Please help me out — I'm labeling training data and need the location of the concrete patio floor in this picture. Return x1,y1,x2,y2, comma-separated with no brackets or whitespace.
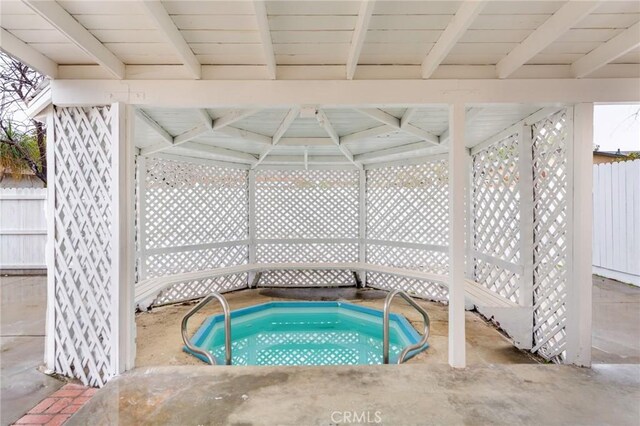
0,275,63,426
67,363,640,425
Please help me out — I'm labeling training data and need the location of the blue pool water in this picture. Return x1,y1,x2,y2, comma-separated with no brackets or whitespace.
185,301,428,366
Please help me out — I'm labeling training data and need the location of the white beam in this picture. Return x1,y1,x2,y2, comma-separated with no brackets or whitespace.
357,108,439,145
178,141,257,164
135,109,173,145
340,125,396,145
317,110,362,169
254,107,299,168
212,109,262,130
421,0,486,79
572,22,640,78
400,107,418,128
197,109,213,129
355,141,439,163
279,137,334,146
252,0,276,80
346,0,376,80
496,1,602,79
51,79,640,107
565,103,594,366
448,103,466,368
215,126,271,145
23,0,125,79
0,28,58,78
140,122,208,155
141,0,201,79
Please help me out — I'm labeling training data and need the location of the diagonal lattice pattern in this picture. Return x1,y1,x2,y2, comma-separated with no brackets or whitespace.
366,161,449,300
367,160,448,245
255,169,358,239
52,106,115,387
144,158,248,249
255,169,359,286
532,110,569,363
471,133,521,302
136,157,249,304
154,273,247,306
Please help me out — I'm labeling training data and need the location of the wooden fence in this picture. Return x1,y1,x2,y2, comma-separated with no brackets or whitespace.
593,160,640,286
0,188,47,272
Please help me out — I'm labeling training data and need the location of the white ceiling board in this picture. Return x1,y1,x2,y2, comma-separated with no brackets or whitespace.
27,42,94,64
481,1,564,15
557,28,625,43
373,1,461,15
6,29,71,44
344,132,420,155
182,30,262,44
140,108,205,136
323,109,383,135
89,29,165,43
189,133,266,155
460,29,531,44
267,1,359,15
365,30,442,44
527,53,583,65
369,15,452,30
0,1,33,14
162,1,255,15
72,14,157,30
271,31,352,44
232,109,290,136
574,13,640,29
594,2,640,14
1,13,56,30
283,117,331,138
58,1,149,15
170,15,258,31
268,16,356,31
471,14,550,30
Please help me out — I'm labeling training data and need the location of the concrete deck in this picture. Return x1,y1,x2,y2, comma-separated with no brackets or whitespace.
0,275,63,426
592,276,640,363
67,364,640,425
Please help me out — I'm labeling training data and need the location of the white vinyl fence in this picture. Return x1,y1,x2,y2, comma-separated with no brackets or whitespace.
593,160,640,286
0,188,47,271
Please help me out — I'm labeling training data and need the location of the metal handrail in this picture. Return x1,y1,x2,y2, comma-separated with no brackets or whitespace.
383,289,431,364
181,292,232,365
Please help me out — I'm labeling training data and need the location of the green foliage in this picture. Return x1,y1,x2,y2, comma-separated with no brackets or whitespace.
0,122,44,179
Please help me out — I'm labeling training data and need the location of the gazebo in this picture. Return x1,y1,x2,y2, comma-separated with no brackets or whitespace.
2,0,639,388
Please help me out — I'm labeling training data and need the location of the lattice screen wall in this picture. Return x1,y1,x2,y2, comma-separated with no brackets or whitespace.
51,105,116,387
136,157,249,305
471,133,522,303
531,110,569,362
365,160,449,301
255,169,359,286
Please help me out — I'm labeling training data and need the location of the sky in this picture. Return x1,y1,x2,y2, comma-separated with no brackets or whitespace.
594,104,640,152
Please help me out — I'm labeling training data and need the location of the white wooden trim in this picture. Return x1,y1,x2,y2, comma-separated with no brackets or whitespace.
496,1,601,79
448,103,467,368
197,109,213,129
340,125,395,145
248,170,256,285
280,137,334,146
400,107,418,128
356,141,441,163
421,0,486,79
346,0,376,80
367,239,447,253
252,0,276,79
363,153,448,170
50,79,640,107
565,103,593,367
139,240,250,257
149,152,251,170
359,169,366,284
257,238,359,245
23,0,124,79
470,249,523,275
255,164,357,171
112,103,136,373
172,124,209,146
572,22,640,79
0,29,58,78
518,124,534,311
135,109,173,145
136,156,147,280
177,142,257,164
45,107,55,369
214,125,272,145
141,0,201,79
357,108,440,144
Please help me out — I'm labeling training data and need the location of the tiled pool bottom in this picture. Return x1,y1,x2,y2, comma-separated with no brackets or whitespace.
185,302,428,365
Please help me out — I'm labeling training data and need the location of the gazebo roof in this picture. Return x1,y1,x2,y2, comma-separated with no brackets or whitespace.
2,0,638,166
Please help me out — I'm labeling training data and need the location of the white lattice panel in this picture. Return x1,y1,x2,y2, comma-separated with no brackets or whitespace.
366,161,449,298
532,110,569,363
136,156,249,303
255,169,358,286
154,273,247,305
143,158,248,249
52,105,116,387
367,161,448,245
471,133,521,302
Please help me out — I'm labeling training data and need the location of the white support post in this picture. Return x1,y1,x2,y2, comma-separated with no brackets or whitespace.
112,103,137,373
44,106,55,369
358,169,367,285
518,124,534,308
248,170,257,286
448,103,466,368
566,103,594,366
